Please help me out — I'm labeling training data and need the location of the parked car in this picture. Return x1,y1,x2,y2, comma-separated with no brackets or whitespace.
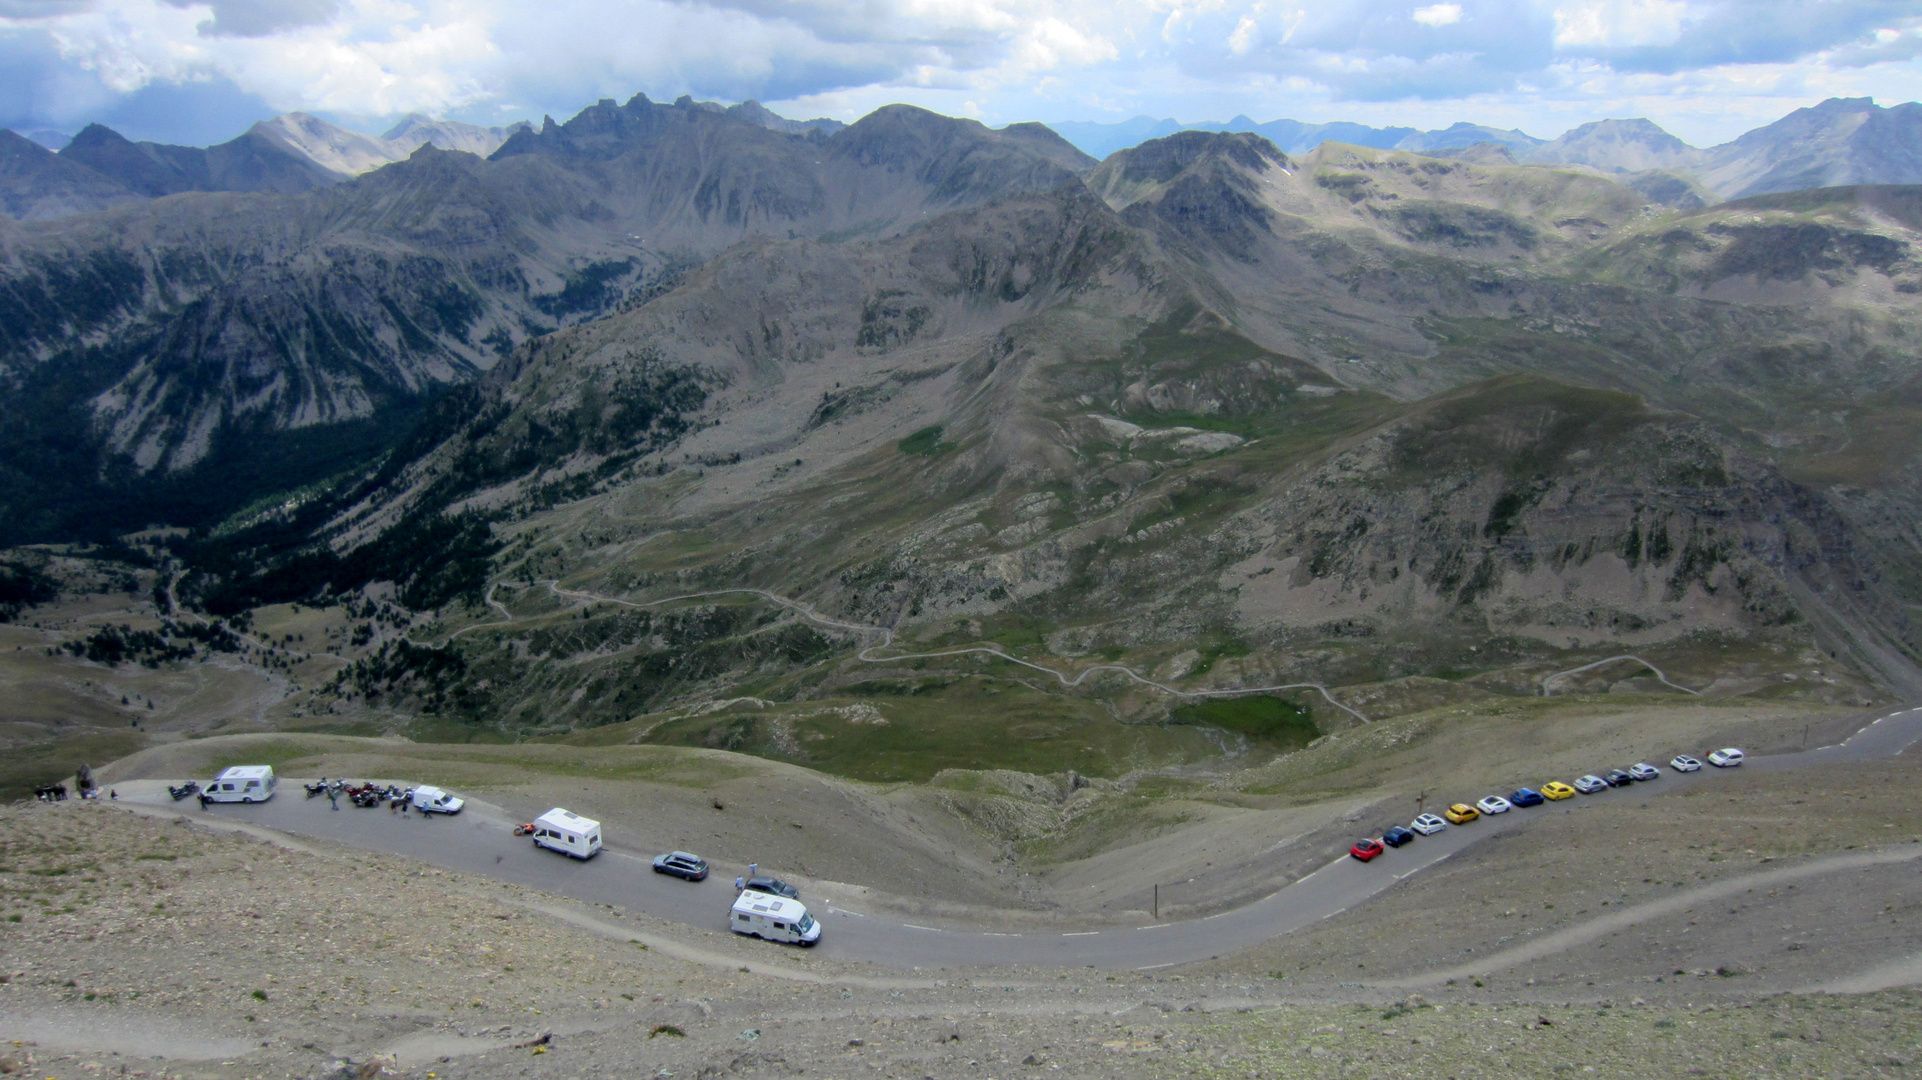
1381,826,1417,848
743,875,799,899
1603,769,1634,787
1628,762,1661,782
652,851,709,881
1573,774,1609,794
1410,813,1448,835
1350,838,1386,862
1541,781,1577,800
1476,795,1513,815
410,785,465,814
1708,748,1745,767
1671,754,1703,772
1510,787,1546,808
1443,803,1480,824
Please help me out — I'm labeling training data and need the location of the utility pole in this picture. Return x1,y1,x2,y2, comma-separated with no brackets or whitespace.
1416,790,1426,815
1153,883,1159,921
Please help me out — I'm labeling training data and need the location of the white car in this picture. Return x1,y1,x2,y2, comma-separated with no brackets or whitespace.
1410,813,1448,836
1475,795,1513,815
1708,747,1745,767
410,785,465,814
1573,774,1609,794
1670,754,1702,772
1628,762,1661,781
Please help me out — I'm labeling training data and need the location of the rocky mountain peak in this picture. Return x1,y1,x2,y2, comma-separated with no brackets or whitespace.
1525,117,1702,174
725,99,846,137
1699,96,1922,199
1101,129,1289,187
0,127,145,219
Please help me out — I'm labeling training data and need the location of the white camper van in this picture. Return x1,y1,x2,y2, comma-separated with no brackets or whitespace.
202,765,277,803
730,889,821,946
530,808,601,859
410,785,465,814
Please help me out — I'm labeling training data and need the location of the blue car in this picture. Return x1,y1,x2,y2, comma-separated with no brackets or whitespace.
1510,787,1546,808
1381,826,1417,847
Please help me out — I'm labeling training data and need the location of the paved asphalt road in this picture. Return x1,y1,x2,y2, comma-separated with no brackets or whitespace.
122,707,1922,971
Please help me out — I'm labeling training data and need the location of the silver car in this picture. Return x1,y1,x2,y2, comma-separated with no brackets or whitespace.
1670,754,1702,772
1410,813,1448,835
1573,774,1609,794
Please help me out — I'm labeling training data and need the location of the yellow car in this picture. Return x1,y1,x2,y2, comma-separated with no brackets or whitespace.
1541,781,1577,801
1443,802,1480,825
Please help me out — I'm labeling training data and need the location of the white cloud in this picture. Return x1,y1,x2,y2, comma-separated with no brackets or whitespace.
1412,3,1462,28
1553,0,1687,48
1227,12,1257,53
4,0,1922,149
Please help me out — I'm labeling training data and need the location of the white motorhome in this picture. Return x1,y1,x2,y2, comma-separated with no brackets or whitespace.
202,765,277,803
410,785,465,814
730,889,821,946
530,808,601,859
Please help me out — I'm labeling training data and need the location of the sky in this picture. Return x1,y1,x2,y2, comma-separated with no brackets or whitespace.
3,0,1922,147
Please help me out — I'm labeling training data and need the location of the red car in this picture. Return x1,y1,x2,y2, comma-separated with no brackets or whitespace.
1350,838,1385,862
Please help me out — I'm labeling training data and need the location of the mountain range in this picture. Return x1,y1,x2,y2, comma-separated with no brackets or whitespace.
3,88,1922,739
0,97,848,224
1053,97,1922,204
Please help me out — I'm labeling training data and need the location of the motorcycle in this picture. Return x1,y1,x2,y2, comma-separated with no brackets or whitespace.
304,781,330,798
167,781,200,802
512,822,536,837
350,787,382,808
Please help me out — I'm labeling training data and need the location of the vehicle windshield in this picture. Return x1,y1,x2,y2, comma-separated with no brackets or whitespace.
797,915,815,932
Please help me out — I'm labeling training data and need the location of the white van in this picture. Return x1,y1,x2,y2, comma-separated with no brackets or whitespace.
730,889,821,946
410,785,465,814
530,808,601,859
202,765,277,803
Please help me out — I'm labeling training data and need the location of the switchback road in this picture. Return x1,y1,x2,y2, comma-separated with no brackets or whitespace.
121,707,1922,971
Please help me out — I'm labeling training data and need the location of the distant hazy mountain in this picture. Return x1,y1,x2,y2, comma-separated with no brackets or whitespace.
0,129,146,220
1522,118,1703,174
723,99,846,137
24,130,70,151
257,112,530,175
1050,115,1508,160
1393,122,1545,154
1054,97,1922,206
60,122,347,197
1693,97,1922,199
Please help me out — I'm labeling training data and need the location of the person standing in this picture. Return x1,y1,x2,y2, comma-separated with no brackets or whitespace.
327,785,339,811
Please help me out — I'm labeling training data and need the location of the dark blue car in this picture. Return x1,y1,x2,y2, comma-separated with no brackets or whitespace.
1510,787,1546,808
1381,826,1417,847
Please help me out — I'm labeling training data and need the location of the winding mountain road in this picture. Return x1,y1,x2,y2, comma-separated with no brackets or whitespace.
122,705,1922,971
